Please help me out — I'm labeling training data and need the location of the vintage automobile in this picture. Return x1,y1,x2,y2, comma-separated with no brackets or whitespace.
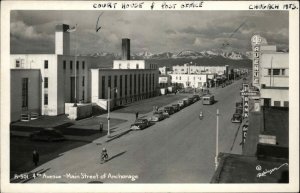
171,104,180,112
149,113,164,122
29,128,66,142
164,106,175,115
192,94,201,102
231,113,243,123
130,118,150,130
178,100,185,108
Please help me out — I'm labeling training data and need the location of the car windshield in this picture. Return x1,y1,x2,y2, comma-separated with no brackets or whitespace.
135,119,145,123
233,114,241,118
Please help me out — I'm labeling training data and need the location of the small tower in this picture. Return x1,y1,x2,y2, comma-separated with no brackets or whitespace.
55,24,70,55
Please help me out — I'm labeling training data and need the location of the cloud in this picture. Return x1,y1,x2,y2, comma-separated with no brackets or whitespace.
165,29,176,35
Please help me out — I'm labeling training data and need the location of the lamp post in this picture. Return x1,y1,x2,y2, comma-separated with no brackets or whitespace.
215,109,219,170
107,87,117,137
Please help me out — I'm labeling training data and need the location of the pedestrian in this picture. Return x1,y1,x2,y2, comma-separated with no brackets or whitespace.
32,150,39,167
136,112,139,119
99,122,103,133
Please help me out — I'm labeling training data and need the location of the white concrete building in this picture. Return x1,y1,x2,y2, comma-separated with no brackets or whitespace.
259,52,289,107
172,63,229,76
113,60,158,70
91,68,159,109
10,24,93,121
169,73,209,88
251,35,289,107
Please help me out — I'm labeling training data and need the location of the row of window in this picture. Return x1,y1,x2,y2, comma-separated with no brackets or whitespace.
101,74,155,99
174,76,202,81
267,68,287,76
63,60,85,70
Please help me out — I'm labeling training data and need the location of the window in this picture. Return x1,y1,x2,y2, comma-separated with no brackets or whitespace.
142,74,144,92
16,60,20,68
114,75,118,98
282,69,285,76
76,61,79,69
119,63,122,69
273,69,280,75
82,61,85,69
44,94,48,105
138,74,141,94
82,90,85,101
101,76,106,99
284,101,289,107
130,74,132,95
44,60,48,69
146,74,148,92
268,69,271,75
22,78,28,108
44,77,48,88
125,75,128,96
274,101,281,107
70,61,73,69
82,76,85,87
63,61,66,69
134,74,136,94
136,64,139,69
108,76,111,88
120,75,123,97
127,63,130,69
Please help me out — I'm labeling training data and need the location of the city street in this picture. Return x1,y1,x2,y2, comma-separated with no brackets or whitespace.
28,79,244,183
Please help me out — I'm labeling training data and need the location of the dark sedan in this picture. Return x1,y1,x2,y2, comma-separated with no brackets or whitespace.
130,119,151,130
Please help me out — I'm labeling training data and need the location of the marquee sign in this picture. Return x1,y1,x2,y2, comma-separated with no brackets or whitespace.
251,35,263,88
241,83,249,118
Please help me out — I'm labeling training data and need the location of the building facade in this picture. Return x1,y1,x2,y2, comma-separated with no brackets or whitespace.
169,73,209,88
91,69,159,109
172,63,228,76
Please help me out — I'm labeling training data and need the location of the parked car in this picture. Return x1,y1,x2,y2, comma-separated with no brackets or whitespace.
193,94,201,102
178,100,185,108
29,128,65,142
164,106,175,115
130,118,150,130
156,109,170,119
231,113,242,123
149,113,164,122
235,108,243,115
188,97,194,104
171,104,180,112
183,98,190,106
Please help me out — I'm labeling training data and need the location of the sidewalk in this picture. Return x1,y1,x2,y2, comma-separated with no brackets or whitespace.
92,112,154,145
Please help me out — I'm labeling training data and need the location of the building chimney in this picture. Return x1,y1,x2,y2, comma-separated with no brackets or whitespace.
122,38,130,60
55,24,70,55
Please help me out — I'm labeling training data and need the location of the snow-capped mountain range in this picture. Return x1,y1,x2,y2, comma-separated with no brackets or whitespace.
84,50,251,60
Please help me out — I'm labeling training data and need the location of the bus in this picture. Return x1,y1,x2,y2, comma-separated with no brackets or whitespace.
202,95,215,105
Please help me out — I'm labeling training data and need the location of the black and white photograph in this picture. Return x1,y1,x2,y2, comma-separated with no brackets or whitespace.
1,1,299,192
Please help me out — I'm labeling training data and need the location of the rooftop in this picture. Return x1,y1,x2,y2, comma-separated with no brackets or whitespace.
211,153,289,183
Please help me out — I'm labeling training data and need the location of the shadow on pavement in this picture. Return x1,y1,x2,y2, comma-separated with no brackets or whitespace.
88,181,103,183
106,130,132,143
108,151,126,162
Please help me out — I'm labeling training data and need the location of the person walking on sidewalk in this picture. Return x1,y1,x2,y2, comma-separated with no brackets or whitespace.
99,122,103,133
32,150,39,166
135,112,139,119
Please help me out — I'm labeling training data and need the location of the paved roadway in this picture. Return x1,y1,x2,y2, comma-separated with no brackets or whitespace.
29,79,243,183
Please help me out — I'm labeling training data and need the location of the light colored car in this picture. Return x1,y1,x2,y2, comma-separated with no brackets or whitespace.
150,113,164,122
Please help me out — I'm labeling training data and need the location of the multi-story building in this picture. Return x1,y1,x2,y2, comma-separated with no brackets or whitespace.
10,24,93,121
251,35,289,107
91,39,159,110
169,73,209,88
172,63,229,76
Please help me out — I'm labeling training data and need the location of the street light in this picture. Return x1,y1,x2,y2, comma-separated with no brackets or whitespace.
107,87,117,137
199,108,220,170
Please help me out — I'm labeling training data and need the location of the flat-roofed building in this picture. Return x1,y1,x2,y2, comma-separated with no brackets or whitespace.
91,68,159,109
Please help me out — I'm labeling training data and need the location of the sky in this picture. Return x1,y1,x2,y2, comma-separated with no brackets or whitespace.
10,10,289,55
